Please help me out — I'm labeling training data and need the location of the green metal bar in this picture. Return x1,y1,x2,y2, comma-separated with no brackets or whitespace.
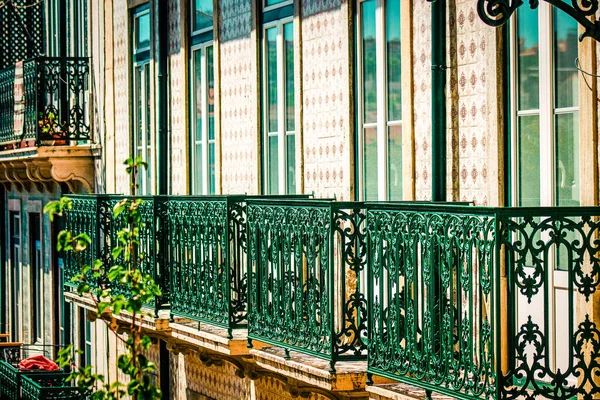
431,0,446,202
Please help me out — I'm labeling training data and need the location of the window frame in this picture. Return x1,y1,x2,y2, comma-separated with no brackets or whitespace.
261,16,296,195
508,4,580,208
132,5,153,195
263,0,294,13
8,207,22,342
190,0,214,37
355,0,402,201
190,40,216,195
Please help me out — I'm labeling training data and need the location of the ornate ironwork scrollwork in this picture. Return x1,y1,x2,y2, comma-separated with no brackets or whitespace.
477,0,600,41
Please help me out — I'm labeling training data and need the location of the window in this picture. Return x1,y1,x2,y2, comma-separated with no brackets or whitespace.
356,0,402,201
190,0,216,195
262,3,296,195
79,309,92,366
66,0,89,57
45,0,89,57
29,213,43,344
510,5,579,207
9,211,21,341
132,5,153,194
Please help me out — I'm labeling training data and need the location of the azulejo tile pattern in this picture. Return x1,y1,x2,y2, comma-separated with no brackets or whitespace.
220,2,259,194
302,1,353,200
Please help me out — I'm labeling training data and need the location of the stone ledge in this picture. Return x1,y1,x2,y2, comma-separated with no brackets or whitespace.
367,383,456,400
250,347,389,392
170,321,264,356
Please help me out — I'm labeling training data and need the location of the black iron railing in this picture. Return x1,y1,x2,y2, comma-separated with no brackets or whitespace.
0,57,90,147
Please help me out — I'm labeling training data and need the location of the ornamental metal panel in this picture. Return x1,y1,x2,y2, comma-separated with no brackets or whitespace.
0,0,44,70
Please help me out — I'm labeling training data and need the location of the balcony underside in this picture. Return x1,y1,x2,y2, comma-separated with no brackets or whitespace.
0,145,99,193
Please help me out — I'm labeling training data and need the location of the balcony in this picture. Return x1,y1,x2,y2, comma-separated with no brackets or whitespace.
0,57,98,193
64,196,600,399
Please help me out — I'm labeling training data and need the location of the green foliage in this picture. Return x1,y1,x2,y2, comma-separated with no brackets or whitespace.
45,157,162,400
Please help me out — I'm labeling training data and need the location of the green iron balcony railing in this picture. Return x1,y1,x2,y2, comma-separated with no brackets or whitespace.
246,199,368,371
65,195,168,315
366,203,600,400
0,57,90,147
167,196,248,334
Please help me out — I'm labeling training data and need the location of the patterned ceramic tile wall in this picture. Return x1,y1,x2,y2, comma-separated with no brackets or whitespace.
113,1,130,193
254,375,330,400
412,0,433,201
452,0,489,205
169,0,187,194
219,0,259,194
183,354,250,399
302,0,353,200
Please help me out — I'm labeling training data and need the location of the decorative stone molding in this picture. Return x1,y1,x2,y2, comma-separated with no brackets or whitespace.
0,145,100,193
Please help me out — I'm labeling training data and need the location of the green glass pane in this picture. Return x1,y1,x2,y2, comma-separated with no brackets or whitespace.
361,0,377,124
386,0,402,121
516,7,539,111
284,23,295,132
554,8,579,108
266,27,278,133
388,124,402,200
193,0,213,32
364,126,378,201
208,46,215,140
193,50,203,142
517,115,540,207
209,142,216,194
135,13,150,51
268,135,279,194
555,112,579,206
135,66,143,146
194,143,203,194
287,134,296,194
145,65,151,144
266,0,288,6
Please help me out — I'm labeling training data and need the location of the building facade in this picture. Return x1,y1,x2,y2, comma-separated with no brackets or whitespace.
1,0,600,399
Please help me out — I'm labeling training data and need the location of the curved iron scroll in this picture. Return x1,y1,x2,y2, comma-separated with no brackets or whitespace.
477,0,600,41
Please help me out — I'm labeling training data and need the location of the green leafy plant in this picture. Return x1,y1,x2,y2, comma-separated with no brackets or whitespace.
44,157,162,400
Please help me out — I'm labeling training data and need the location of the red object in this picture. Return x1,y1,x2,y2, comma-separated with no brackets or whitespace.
18,355,59,371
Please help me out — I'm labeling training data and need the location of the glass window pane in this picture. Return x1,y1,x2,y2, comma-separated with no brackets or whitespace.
193,0,213,32
194,50,203,142
386,0,402,121
266,27,278,133
268,135,279,194
209,142,216,194
363,126,378,201
517,115,540,206
388,124,402,200
287,134,295,194
207,46,215,141
135,13,150,51
284,23,295,132
361,0,377,124
516,7,539,111
145,65,151,145
554,8,579,109
266,0,288,7
194,143,203,194
135,66,143,147
555,112,579,206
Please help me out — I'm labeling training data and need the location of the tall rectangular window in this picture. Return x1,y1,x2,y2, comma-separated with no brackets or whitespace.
356,0,402,201
9,211,21,341
511,6,579,207
29,213,43,344
132,5,153,194
262,2,296,195
190,0,216,195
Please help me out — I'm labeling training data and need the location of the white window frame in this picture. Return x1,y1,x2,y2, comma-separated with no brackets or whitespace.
28,207,43,345
8,200,22,342
262,17,296,195
356,0,402,201
133,9,151,54
132,60,153,195
509,4,580,208
509,3,580,381
190,41,216,195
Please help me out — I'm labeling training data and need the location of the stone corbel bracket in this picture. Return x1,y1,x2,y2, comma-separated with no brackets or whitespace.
0,145,100,193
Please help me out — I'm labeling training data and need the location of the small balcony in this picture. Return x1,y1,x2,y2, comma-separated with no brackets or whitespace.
0,57,98,193
63,196,600,399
